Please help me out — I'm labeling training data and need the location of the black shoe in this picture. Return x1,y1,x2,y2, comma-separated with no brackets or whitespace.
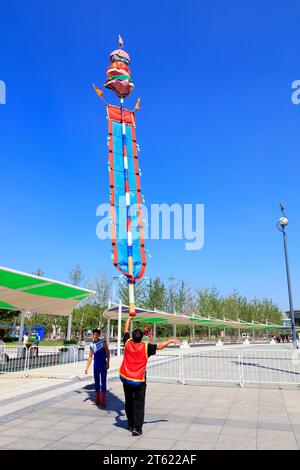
132,428,143,436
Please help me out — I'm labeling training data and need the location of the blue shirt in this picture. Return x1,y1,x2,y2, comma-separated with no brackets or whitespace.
90,339,107,369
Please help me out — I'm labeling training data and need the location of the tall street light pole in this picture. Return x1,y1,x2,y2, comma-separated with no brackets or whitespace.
168,275,176,337
277,203,297,349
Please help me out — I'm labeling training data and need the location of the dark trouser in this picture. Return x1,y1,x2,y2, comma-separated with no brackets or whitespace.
94,365,107,392
123,381,146,431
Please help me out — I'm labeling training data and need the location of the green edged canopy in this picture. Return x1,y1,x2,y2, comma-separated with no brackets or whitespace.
0,266,95,316
104,304,287,330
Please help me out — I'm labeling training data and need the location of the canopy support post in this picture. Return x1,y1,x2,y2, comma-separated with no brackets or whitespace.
106,318,110,345
117,300,122,357
67,314,72,340
17,309,26,358
153,323,157,342
192,314,195,344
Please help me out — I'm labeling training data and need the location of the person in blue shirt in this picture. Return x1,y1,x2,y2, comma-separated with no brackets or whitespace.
85,328,110,407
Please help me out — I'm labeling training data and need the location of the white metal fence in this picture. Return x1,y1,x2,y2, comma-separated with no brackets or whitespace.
147,348,300,387
25,346,79,379
239,349,300,387
0,344,124,379
147,350,183,382
0,345,28,377
1,345,300,387
181,349,243,384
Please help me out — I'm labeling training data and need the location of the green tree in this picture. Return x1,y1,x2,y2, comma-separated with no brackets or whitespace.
146,277,167,311
0,309,19,326
195,286,222,318
118,277,149,307
72,272,112,334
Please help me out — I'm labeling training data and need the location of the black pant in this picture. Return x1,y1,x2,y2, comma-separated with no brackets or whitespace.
123,381,146,430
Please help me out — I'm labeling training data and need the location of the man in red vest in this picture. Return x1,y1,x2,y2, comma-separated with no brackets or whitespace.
119,315,181,436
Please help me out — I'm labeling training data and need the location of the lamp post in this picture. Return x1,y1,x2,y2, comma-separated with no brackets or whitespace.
110,275,122,349
276,204,297,349
168,275,176,337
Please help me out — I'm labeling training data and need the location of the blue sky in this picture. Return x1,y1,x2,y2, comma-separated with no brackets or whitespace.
0,0,299,309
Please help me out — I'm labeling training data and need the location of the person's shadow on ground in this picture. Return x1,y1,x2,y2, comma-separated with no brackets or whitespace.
79,382,168,430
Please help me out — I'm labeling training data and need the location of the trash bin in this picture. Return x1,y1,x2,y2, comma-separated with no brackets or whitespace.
77,347,85,361
59,346,77,364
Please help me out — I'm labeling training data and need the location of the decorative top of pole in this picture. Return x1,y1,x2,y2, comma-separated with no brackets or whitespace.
277,202,289,230
104,35,134,98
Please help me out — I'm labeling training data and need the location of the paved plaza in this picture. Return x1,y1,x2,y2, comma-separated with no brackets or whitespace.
1,373,300,450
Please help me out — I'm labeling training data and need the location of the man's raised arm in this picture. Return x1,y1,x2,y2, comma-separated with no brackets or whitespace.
156,338,181,350
124,315,133,334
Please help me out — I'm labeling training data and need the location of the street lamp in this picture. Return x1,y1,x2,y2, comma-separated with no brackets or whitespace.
276,203,297,349
168,275,176,337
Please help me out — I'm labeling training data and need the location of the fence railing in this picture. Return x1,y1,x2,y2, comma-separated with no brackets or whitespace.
1,345,300,387
25,345,79,379
0,345,124,379
0,345,28,377
238,349,300,387
147,348,300,387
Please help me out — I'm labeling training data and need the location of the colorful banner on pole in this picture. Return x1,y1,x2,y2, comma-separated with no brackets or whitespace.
107,104,146,281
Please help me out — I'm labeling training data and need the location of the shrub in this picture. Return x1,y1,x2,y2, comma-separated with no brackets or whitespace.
3,336,19,343
63,339,78,346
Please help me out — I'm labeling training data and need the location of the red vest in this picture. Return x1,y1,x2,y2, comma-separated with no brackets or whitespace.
119,338,148,382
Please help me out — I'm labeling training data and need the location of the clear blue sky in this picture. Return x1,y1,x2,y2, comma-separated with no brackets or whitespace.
0,0,299,310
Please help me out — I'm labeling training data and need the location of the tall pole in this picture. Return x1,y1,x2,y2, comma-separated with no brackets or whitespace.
282,226,297,348
192,313,195,344
120,96,136,318
153,323,157,342
17,309,26,358
106,318,110,345
67,314,72,340
168,275,176,337
277,205,297,349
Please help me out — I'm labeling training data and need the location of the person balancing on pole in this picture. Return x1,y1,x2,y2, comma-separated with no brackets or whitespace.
119,315,181,436
85,328,110,407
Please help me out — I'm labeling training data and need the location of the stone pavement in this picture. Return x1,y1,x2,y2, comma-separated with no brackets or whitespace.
0,376,300,450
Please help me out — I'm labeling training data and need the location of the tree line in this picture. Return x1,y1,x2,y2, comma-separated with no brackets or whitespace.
0,265,284,340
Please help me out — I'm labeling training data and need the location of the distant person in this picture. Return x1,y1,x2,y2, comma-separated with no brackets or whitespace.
33,334,40,357
22,333,29,359
23,333,28,346
85,329,110,407
119,315,181,436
